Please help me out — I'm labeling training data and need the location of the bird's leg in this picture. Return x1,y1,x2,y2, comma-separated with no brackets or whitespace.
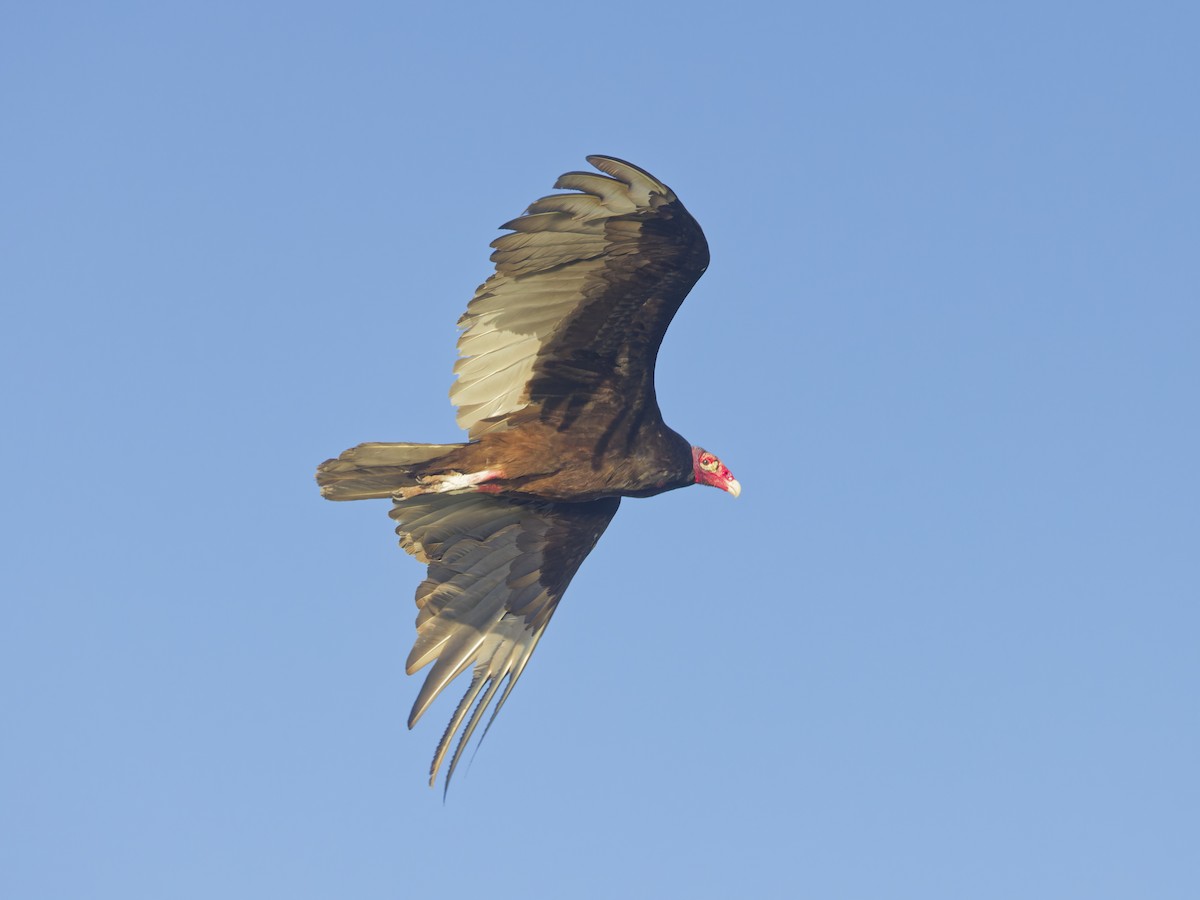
396,469,505,500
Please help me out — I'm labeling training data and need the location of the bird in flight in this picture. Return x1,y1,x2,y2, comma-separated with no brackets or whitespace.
317,155,739,790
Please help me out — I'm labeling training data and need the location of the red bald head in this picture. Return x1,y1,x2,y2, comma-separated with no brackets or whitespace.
691,447,740,497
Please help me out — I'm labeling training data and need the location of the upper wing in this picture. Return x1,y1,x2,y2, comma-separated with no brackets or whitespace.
451,155,709,438
389,491,620,790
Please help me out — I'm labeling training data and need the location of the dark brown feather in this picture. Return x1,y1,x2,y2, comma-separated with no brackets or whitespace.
390,492,620,789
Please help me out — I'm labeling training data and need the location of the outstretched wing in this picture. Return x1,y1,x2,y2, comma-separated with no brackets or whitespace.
389,491,620,790
451,155,709,438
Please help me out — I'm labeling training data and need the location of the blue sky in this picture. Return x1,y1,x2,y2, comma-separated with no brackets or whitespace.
3,2,1198,898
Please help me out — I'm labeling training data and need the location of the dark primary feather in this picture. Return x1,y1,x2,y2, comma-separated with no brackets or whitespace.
390,492,620,790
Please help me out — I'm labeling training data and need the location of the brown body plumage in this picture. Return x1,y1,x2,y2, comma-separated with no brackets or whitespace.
319,416,695,503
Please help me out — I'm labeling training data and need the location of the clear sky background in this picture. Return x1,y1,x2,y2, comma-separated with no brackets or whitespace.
3,3,1198,898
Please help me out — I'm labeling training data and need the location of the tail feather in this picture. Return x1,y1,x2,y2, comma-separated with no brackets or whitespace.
316,442,464,501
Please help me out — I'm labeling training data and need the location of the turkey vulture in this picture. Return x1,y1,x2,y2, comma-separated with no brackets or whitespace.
317,155,739,790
